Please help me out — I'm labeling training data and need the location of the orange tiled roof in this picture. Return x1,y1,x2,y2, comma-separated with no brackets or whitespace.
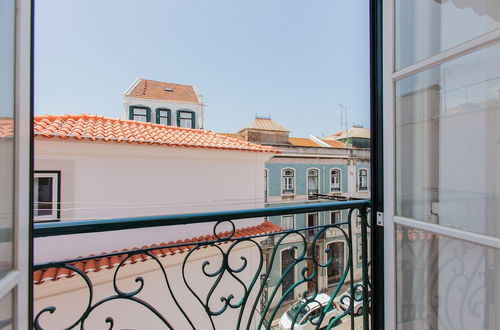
321,139,346,148
323,131,343,140
0,118,14,138
288,137,320,147
218,133,243,140
33,221,283,285
126,78,200,103
242,118,288,132
34,114,277,153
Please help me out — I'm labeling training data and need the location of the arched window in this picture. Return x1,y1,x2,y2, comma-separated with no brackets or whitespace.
129,106,151,122
358,169,368,191
330,169,341,192
307,169,319,195
282,168,295,194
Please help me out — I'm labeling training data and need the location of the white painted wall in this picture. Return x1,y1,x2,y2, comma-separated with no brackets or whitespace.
34,139,273,262
122,96,204,129
34,240,265,329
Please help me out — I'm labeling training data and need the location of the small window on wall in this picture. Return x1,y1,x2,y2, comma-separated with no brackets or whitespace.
156,108,171,125
281,215,294,230
330,211,341,224
34,172,60,222
358,169,368,191
129,106,151,122
307,169,319,195
282,169,295,194
330,169,341,192
177,110,196,128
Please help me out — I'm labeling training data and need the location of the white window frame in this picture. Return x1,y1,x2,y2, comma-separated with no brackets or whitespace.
330,168,342,192
306,168,320,195
382,2,500,327
0,0,31,327
281,168,295,195
33,172,60,222
281,215,295,230
330,210,341,225
357,168,368,191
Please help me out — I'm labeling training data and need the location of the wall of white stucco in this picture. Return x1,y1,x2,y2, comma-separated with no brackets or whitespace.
34,139,273,262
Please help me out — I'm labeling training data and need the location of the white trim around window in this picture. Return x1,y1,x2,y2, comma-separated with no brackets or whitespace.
281,168,295,195
33,172,60,222
306,167,320,196
281,215,295,230
329,168,342,192
357,168,369,192
330,210,341,225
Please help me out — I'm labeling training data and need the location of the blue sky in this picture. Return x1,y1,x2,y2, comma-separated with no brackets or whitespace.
35,0,370,137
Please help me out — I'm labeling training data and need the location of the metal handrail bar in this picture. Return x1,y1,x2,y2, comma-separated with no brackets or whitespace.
33,200,370,238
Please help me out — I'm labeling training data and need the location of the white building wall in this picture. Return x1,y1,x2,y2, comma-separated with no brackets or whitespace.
34,240,264,329
34,139,273,263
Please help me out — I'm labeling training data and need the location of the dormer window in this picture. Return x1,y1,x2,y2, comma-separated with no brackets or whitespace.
156,108,171,125
177,110,196,129
129,106,151,122
164,87,173,92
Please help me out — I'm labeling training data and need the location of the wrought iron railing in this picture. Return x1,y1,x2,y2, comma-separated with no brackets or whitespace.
33,200,371,330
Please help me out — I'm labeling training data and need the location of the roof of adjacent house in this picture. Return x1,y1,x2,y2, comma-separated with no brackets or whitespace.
125,78,200,103
326,127,370,140
0,118,13,138
34,114,277,153
241,118,289,132
33,221,283,285
321,139,346,148
288,137,321,147
323,131,343,140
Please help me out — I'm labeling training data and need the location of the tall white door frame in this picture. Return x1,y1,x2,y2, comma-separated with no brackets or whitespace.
382,0,500,328
0,0,32,328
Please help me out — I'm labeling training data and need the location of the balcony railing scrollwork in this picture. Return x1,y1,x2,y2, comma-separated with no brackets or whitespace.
33,200,371,330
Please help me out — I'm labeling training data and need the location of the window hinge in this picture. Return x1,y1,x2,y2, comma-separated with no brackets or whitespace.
376,212,384,226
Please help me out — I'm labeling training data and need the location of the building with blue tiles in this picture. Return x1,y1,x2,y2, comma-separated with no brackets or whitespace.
229,117,371,305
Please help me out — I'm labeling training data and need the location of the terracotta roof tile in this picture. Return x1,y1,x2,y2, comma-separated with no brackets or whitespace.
126,79,200,103
34,221,283,285
34,114,277,154
321,139,346,148
242,118,288,132
288,137,320,147
0,118,14,138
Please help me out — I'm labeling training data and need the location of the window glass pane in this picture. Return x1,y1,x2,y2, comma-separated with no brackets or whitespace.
396,0,500,69
179,111,194,128
396,225,500,329
395,42,500,237
0,291,13,330
0,0,15,280
134,108,147,115
35,177,53,216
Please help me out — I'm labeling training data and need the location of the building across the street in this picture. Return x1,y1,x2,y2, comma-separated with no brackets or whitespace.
223,117,371,306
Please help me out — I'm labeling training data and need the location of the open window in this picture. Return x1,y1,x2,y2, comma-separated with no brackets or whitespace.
330,169,341,192
34,172,60,222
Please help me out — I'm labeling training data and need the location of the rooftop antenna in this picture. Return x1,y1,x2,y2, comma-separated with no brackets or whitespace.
339,103,350,138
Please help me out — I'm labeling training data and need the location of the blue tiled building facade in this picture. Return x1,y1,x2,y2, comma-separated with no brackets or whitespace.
231,118,371,305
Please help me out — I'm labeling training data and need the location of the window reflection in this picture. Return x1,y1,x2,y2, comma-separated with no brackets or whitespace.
396,43,500,238
396,0,500,69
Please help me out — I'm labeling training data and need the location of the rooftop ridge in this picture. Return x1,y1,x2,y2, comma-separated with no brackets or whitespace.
34,114,278,153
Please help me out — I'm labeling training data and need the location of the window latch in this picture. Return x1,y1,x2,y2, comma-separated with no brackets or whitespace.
376,212,384,226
